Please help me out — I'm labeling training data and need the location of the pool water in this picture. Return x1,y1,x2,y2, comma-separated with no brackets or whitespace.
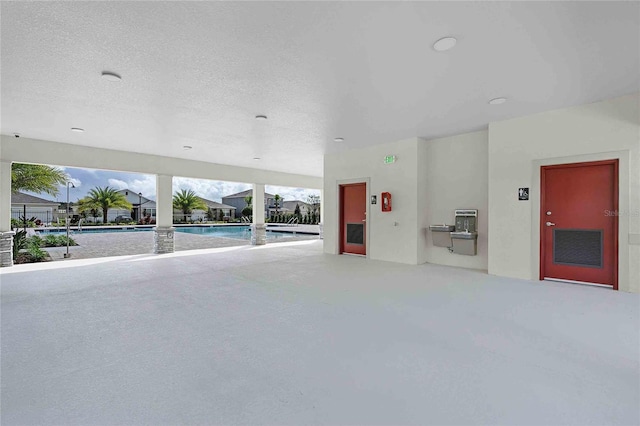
174,226,292,240
37,226,292,240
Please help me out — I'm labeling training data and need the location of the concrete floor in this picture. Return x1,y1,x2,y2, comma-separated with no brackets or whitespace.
1,240,638,425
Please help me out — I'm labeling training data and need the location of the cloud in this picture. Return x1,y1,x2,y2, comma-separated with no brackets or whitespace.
173,177,251,202
107,178,128,189
266,185,320,202
52,165,321,204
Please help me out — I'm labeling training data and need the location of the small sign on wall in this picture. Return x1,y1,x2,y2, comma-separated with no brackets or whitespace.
518,188,529,201
371,195,377,205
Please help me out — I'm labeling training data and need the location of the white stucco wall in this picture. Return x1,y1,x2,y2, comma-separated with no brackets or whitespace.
417,130,489,269
324,138,420,264
488,93,640,293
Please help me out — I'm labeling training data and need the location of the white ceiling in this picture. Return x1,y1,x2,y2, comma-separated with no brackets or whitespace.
1,1,638,177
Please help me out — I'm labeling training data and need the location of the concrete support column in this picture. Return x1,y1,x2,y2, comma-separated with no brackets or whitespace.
1,161,12,231
0,161,14,267
319,188,324,239
154,174,175,254
251,183,266,245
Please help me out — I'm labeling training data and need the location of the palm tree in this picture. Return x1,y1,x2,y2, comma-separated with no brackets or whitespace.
173,189,207,222
77,186,132,223
11,163,68,196
242,195,253,217
274,194,281,215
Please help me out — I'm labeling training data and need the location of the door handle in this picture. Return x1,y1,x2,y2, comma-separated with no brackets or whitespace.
545,222,555,227
362,219,366,222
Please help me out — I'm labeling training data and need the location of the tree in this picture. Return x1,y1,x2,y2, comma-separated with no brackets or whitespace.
274,194,281,214
206,208,216,222
11,163,68,196
242,195,253,218
294,203,301,222
172,189,207,222
77,186,132,223
90,208,100,223
307,194,321,218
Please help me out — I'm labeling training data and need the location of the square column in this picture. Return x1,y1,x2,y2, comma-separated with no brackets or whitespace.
251,183,266,245
154,174,175,254
319,188,324,239
0,161,14,267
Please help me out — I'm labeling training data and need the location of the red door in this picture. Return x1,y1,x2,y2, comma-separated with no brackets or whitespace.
340,183,366,255
541,160,618,288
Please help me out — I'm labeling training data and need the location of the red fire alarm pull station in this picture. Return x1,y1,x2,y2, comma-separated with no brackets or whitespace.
381,192,392,212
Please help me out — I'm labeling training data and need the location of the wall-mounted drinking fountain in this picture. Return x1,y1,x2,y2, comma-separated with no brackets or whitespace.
451,209,478,255
429,209,478,256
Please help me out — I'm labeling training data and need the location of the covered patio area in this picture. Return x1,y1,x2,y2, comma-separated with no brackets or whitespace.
2,240,638,425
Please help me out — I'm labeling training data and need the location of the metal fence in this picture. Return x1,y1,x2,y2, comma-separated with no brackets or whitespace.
11,209,58,226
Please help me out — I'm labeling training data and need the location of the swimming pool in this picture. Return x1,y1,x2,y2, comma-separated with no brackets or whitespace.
37,225,294,240
175,226,294,240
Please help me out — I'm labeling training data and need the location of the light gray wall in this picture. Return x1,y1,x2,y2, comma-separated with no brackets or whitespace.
418,130,489,269
488,93,639,292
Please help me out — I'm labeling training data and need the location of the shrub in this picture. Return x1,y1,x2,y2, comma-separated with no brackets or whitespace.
28,235,44,248
43,234,59,247
40,234,77,247
56,235,76,247
12,230,27,260
27,244,47,262
11,216,38,229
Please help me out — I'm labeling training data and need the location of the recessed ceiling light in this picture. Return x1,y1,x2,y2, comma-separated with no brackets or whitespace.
71,127,84,132
488,97,507,105
433,37,457,52
255,115,267,120
183,145,192,150
253,157,261,160
101,71,122,82
333,137,344,142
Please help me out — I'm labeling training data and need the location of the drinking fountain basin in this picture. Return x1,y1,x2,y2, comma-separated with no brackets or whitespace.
450,231,478,255
429,225,455,247
429,225,455,232
450,231,477,240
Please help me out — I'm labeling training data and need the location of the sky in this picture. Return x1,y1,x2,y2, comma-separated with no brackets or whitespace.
25,165,320,204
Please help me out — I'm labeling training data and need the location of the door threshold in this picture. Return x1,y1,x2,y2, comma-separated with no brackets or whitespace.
544,278,612,289
341,253,366,257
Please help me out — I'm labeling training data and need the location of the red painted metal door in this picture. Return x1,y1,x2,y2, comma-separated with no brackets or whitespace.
541,160,618,288
340,183,366,255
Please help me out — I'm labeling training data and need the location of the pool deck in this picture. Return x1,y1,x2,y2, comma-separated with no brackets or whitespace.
42,226,319,261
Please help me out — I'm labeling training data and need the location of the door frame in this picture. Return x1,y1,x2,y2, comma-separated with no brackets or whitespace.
539,159,619,290
337,178,370,257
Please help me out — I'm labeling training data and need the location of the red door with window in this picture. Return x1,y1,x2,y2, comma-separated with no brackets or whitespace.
340,183,366,255
541,160,618,288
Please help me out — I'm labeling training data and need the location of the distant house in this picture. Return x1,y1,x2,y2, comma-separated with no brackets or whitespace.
87,189,157,223
282,200,311,216
221,189,275,219
187,197,236,222
11,192,60,225
105,189,157,222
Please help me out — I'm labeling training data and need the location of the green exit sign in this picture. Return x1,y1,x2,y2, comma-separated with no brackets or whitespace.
384,155,396,164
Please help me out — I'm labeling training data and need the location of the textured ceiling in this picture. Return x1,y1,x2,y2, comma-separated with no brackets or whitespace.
1,1,638,177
